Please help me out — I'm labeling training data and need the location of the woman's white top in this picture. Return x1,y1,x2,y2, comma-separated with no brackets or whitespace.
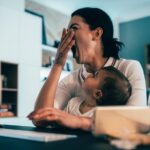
55,57,146,109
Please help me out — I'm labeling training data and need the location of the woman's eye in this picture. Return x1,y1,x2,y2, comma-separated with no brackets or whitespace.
71,26,78,31
94,72,97,77
94,72,98,78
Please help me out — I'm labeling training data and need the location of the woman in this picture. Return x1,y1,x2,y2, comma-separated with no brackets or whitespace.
28,7,146,130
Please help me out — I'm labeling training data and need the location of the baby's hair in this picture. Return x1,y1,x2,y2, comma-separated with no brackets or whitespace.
97,66,132,105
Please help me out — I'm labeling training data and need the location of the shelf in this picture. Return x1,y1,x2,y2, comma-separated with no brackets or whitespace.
1,88,18,92
42,44,73,59
41,45,73,87
0,61,18,116
41,44,73,73
40,67,70,82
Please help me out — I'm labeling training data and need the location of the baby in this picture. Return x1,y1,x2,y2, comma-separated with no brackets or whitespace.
65,66,132,117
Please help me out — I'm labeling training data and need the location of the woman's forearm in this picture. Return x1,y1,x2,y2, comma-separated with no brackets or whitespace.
35,64,63,110
79,117,92,131
33,29,75,111
29,107,93,130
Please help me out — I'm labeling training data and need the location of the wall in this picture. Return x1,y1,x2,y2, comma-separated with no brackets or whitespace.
0,0,25,12
26,0,70,46
119,16,150,74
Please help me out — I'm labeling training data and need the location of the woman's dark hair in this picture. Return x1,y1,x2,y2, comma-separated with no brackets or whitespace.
71,7,124,59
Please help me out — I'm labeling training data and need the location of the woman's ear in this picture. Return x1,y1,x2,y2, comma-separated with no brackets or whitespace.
92,27,103,41
93,89,103,99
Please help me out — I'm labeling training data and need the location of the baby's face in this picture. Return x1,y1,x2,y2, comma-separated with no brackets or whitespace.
83,69,106,89
83,73,99,90
81,70,102,99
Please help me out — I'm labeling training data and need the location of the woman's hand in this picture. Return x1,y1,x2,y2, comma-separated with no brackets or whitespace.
54,28,75,67
28,107,92,131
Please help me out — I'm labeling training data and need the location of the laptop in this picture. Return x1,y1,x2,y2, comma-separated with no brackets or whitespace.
92,106,150,138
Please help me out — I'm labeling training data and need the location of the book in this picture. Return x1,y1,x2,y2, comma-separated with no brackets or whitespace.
0,110,14,117
0,104,14,117
0,75,2,104
0,108,8,112
0,104,12,109
92,106,150,138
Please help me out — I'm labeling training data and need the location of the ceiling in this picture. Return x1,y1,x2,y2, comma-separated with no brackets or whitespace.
30,0,150,19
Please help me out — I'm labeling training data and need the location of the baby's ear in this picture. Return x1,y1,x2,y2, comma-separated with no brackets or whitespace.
93,89,103,99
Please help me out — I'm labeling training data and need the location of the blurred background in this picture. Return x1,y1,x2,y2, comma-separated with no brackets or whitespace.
0,0,150,125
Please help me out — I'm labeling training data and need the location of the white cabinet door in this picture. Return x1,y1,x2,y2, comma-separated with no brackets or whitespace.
18,64,41,117
0,7,19,62
18,13,42,117
19,13,42,67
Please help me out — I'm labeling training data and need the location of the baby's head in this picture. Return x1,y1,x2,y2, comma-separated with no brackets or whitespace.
82,66,132,106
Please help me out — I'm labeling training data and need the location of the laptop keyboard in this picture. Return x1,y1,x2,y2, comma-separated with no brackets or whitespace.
0,128,77,142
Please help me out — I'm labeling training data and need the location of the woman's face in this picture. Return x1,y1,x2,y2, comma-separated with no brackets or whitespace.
68,16,97,64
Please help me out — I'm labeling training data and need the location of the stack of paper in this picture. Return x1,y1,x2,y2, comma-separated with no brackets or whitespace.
92,106,150,138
